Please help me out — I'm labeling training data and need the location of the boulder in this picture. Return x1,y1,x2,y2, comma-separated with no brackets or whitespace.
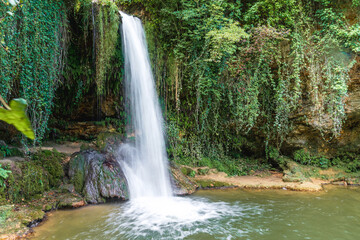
68,150,129,204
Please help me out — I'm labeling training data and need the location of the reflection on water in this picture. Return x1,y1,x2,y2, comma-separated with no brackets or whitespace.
32,186,360,240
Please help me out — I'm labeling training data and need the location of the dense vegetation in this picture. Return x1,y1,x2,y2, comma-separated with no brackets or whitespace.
127,0,359,172
1,0,360,176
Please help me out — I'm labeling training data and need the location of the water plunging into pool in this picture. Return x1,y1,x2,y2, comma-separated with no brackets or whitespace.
117,11,172,198
112,11,236,239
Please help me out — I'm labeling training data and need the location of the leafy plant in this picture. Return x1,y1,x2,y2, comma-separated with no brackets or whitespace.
0,97,35,139
0,164,11,188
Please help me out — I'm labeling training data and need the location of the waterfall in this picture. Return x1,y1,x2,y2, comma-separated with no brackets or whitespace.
117,11,172,198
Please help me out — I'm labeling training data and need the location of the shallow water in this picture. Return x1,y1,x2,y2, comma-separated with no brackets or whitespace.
32,186,360,240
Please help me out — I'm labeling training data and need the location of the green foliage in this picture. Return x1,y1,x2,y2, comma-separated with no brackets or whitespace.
293,149,330,169
0,145,11,159
142,0,358,166
56,0,124,120
0,0,67,143
0,164,11,189
95,0,121,95
332,152,360,173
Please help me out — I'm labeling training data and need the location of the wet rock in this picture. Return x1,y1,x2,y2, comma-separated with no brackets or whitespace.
96,132,123,153
57,193,86,208
68,150,129,204
170,162,198,195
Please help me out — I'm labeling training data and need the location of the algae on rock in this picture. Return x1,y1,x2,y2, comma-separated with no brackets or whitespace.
69,150,129,204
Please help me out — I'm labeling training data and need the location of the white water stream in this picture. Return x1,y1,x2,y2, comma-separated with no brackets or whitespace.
117,11,172,198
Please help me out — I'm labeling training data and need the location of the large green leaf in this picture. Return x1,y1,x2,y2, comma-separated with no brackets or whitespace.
0,99,35,140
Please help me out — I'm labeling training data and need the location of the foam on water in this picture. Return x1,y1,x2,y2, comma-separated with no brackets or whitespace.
104,196,255,239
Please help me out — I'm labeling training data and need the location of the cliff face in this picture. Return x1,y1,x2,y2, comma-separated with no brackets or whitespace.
284,57,360,157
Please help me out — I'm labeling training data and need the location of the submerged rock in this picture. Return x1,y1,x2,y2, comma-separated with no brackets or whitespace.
68,150,129,204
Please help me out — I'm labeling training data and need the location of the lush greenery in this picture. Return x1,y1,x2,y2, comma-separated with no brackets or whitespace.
1,0,360,176
115,0,360,172
0,0,67,143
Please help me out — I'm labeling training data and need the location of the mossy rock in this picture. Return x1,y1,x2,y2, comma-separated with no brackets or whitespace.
96,132,124,152
57,193,85,209
196,179,231,189
180,166,196,177
170,162,198,195
68,150,129,203
197,168,210,175
0,204,45,236
32,150,65,188
3,150,66,203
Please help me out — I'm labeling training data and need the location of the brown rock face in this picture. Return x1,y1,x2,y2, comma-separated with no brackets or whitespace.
283,57,360,157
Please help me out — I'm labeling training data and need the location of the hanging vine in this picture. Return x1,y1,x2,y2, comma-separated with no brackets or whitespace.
0,0,67,143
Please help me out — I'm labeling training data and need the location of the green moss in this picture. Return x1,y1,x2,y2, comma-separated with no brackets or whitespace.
2,150,65,203
197,168,210,175
32,150,65,188
180,167,196,177
73,171,85,194
196,180,231,189
96,132,123,152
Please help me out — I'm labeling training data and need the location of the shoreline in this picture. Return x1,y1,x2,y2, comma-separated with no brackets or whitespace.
0,177,355,240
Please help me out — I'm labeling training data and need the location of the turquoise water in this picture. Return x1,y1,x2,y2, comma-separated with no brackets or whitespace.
32,186,360,240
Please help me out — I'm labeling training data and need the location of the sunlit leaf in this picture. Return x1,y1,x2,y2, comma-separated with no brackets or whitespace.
0,98,35,140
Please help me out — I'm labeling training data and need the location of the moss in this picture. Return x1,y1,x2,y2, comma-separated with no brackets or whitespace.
69,154,86,194
21,162,50,200
196,179,231,189
73,171,85,194
32,150,65,188
3,150,65,203
180,167,196,177
197,168,210,175
0,204,45,235
96,132,123,152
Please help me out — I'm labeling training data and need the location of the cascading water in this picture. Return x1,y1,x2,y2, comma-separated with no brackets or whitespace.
117,11,172,198
114,11,235,239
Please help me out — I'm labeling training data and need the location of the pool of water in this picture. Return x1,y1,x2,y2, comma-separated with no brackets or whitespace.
32,186,360,240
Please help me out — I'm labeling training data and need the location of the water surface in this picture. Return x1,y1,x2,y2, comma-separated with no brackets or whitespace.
32,186,360,240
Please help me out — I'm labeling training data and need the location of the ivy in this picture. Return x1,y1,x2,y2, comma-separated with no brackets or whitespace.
0,0,67,143
139,0,358,163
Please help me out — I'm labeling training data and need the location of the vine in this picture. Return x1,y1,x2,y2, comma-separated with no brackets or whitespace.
0,0,67,143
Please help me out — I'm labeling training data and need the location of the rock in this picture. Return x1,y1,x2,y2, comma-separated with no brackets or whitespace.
59,184,76,194
57,193,86,208
170,162,198,195
195,179,232,189
68,150,129,204
282,57,360,157
282,160,308,183
96,132,123,153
